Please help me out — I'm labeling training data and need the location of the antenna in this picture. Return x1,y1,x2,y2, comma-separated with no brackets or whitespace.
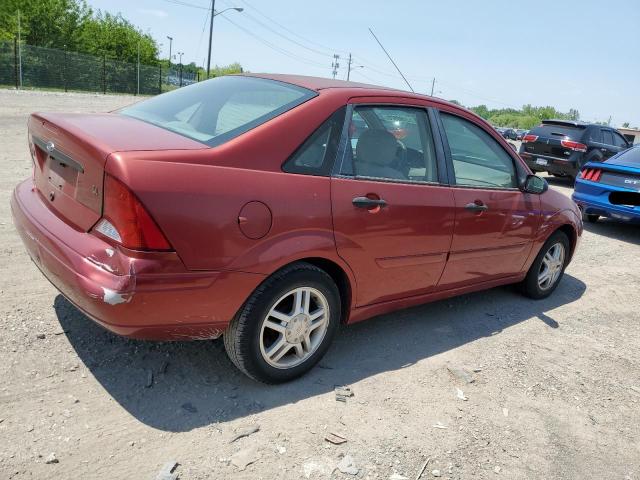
368,28,414,92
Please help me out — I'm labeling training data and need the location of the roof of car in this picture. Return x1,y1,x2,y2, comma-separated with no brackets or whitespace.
239,73,463,110
542,119,594,128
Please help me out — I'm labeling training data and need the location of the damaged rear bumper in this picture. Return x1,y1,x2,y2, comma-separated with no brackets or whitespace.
11,179,265,340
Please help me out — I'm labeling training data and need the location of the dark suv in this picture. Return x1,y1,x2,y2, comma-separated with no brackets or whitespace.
519,120,632,180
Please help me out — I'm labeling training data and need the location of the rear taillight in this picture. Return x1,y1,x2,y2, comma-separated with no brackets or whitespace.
580,168,602,182
561,139,588,152
92,174,172,251
522,134,538,143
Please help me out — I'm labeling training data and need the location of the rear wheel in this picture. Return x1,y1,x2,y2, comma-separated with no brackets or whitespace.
521,231,570,299
224,262,340,383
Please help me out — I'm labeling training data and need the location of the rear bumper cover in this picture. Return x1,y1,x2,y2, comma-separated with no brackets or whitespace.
520,153,579,177
11,179,265,340
572,181,640,223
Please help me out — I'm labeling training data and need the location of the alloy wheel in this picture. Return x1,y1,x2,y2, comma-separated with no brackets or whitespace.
538,242,565,290
259,287,330,369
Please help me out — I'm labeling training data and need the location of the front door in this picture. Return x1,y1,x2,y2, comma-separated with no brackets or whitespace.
435,111,541,289
331,104,455,306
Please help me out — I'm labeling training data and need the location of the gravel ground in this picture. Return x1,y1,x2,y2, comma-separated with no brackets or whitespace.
0,89,639,480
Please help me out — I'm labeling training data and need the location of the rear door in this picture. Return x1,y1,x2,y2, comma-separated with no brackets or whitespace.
331,101,455,306
599,129,617,160
612,130,631,155
435,110,541,289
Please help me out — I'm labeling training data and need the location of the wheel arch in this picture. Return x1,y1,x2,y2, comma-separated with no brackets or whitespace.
270,256,354,324
555,223,578,261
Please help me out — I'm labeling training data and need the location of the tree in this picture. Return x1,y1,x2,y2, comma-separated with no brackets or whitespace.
622,122,630,128
78,10,158,64
0,0,91,48
471,104,490,119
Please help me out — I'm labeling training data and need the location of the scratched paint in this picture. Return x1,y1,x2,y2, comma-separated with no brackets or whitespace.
102,287,131,305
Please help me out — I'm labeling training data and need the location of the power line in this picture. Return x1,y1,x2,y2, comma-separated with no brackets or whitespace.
368,28,413,92
235,0,349,56
219,0,333,59
216,13,328,69
160,0,523,107
160,0,210,10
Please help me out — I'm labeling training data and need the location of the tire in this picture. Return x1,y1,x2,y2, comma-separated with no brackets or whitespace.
224,262,341,383
521,231,570,299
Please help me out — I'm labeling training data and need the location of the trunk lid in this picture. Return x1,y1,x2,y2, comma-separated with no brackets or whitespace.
523,123,587,158
28,112,207,231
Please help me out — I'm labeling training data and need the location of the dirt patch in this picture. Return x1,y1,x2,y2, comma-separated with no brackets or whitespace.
0,89,638,479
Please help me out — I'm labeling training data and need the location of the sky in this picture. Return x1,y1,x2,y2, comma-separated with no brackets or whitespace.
88,0,640,127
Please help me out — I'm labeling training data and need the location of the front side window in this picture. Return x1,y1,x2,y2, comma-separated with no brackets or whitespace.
120,76,316,147
440,112,517,189
341,106,438,183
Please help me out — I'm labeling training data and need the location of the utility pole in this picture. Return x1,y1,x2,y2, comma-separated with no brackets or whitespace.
166,36,173,67
136,42,140,95
331,54,340,79
17,9,22,88
206,0,216,78
430,77,435,96
178,52,184,87
346,53,352,81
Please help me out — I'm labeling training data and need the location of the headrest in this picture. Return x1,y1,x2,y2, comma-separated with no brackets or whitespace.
356,129,398,166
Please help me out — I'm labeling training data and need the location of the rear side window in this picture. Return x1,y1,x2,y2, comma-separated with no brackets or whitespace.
120,76,316,147
282,107,346,176
602,129,614,145
612,131,628,147
441,113,516,189
341,105,438,183
529,123,586,140
587,127,602,142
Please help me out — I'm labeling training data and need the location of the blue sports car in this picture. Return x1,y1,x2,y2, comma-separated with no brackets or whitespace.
572,145,640,223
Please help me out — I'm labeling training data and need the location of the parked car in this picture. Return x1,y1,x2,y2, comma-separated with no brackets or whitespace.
519,120,632,180
572,145,640,223
11,74,582,383
502,128,518,140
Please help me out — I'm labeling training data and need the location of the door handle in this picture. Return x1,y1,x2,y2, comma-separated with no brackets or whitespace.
352,196,388,209
465,202,488,212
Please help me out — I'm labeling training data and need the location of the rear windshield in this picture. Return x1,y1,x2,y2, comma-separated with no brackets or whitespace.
120,76,316,147
607,145,640,166
529,123,586,140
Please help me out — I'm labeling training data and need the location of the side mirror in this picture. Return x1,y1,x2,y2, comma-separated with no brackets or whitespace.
522,174,548,194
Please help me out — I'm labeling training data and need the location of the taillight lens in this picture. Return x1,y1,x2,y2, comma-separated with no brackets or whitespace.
561,139,588,152
522,134,538,143
92,174,172,251
580,168,602,182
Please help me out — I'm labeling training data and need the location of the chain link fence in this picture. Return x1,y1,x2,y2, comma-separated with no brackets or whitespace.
0,40,198,95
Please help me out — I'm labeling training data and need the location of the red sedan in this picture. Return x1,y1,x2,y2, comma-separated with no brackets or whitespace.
11,74,582,383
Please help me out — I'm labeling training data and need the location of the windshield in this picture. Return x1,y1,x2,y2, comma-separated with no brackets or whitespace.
120,76,316,147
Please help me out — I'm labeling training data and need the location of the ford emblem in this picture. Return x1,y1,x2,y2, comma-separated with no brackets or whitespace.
46,141,55,153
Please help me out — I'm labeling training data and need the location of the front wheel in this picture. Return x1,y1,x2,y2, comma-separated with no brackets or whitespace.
521,231,570,299
224,262,340,383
